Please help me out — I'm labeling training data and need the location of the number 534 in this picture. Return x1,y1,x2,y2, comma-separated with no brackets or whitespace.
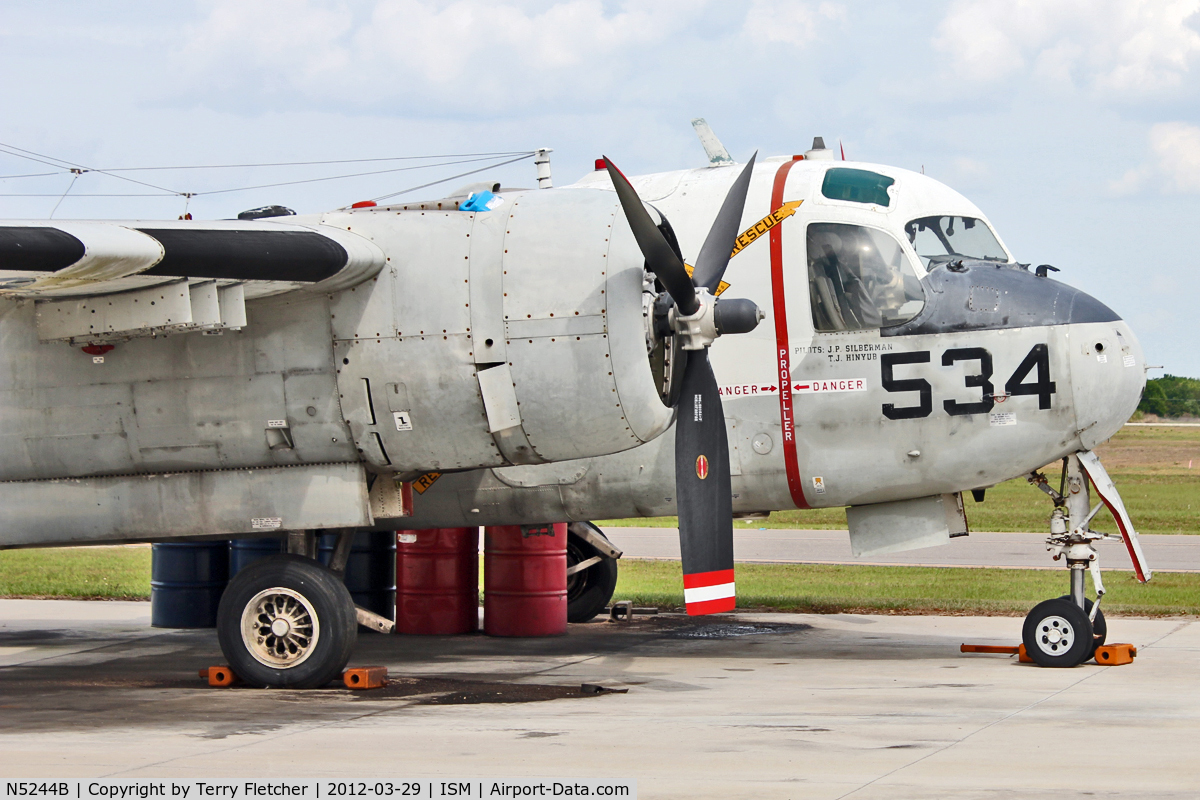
881,345,1055,420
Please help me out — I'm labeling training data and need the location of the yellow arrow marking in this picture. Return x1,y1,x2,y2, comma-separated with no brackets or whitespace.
683,263,731,296
412,472,442,494
683,200,803,296
730,200,803,258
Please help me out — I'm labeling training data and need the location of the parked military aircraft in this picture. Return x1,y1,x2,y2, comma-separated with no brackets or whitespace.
0,123,1150,686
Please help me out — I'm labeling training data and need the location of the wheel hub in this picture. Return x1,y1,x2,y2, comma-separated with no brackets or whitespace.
241,587,321,669
1034,615,1076,656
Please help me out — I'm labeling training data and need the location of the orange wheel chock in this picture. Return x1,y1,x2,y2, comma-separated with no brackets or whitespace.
343,666,388,689
959,644,1034,662
1094,643,1137,666
960,644,1020,655
199,666,238,687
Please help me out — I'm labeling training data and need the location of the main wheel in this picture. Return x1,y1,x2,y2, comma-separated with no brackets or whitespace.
1022,598,1094,668
1056,595,1106,657
217,554,357,688
566,536,619,623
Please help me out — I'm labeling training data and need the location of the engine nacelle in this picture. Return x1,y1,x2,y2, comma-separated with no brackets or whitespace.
329,187,673,474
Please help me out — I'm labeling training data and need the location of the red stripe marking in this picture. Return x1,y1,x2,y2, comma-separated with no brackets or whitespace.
686,597,736,616
603,157,630,182
683,568,735,589
769,158,810,509
1095,491,1147,583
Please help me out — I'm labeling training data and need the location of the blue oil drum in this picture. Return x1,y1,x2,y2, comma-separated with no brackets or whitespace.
318,530,396,620
150,542,230,628
228,536,285,576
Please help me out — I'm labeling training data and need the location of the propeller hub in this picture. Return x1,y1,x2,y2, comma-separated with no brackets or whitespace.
668,289,763,350
669,288,720,351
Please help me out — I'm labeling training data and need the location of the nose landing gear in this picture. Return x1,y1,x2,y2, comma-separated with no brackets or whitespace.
1023,452,1149,668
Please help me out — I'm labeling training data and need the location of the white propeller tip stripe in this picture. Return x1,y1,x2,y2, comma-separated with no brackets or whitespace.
683,582,735,604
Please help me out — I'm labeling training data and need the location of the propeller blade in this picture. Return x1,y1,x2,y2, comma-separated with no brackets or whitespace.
603,156,699,315
673,348,735,615
690,152,757,294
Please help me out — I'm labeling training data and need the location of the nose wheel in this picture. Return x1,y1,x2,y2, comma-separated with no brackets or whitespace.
1022,598,1093,667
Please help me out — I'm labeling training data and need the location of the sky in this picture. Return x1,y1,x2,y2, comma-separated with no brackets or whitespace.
1,0,1198,376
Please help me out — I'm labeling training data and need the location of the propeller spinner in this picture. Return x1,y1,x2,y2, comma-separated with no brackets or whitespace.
603,154,762,615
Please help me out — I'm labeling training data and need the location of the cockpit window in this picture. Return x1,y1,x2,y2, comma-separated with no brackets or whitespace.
821,168,894,207
807,223,925,332
904,216,1008,267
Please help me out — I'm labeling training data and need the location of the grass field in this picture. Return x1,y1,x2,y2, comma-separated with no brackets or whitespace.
2,545,1198,617
0,546,151,600
600,424,1200,534
612,560,1200,617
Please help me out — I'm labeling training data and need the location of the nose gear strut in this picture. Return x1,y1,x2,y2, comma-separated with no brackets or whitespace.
1022,452,1151,667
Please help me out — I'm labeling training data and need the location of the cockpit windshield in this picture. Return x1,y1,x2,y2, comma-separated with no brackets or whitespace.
904,216,1009,267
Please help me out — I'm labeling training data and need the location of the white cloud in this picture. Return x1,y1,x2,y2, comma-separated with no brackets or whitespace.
950,156,990,182
933,0,1200,93
1149,121,1200,192
747,0,844,47
1107,166,1147,195
1108,121,1200,194
174,1,723,115
169,0,844,117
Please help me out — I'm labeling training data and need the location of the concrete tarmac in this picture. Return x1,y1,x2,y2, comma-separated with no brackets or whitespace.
0,599,1197,798
604,527,1200,572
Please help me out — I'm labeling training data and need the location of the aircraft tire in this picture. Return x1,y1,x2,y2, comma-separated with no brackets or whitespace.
217,553,357,688
1022,598,1094,668
566,536,619,624
1056,595,1106,657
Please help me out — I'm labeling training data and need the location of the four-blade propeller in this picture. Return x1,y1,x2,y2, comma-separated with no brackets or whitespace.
603,154,760,615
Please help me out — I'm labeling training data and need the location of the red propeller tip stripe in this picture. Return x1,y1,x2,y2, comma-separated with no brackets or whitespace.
683,569,735,616
686,596,736,615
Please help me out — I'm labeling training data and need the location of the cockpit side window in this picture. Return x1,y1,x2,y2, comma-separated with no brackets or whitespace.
806,223,926,332
904,215,1009,267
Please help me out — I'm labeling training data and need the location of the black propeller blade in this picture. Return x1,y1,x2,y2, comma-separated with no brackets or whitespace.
603,157,699,316
691,151,757,294
674,348,735,614
605,155,760,615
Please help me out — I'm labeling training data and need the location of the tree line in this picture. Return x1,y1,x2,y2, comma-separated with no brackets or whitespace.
1139,375,1200,418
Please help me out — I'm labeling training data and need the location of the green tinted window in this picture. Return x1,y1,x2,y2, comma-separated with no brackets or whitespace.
821,168,894,207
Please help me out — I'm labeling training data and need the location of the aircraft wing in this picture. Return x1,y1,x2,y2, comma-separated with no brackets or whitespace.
0,217,385,343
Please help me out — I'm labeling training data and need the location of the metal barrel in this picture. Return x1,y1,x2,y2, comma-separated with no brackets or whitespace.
318,530,396,620
150,542,230,628
483,523,567,637
228,536,285,576
395,527,479,635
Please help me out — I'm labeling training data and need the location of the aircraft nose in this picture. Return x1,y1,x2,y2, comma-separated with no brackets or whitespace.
1070,317,1145,450
881,261,1145,449
884,260,1123,337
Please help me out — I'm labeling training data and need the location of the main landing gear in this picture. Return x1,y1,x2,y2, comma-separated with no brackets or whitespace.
566,522,622,623
217,530,367,688
1022,452,1149,668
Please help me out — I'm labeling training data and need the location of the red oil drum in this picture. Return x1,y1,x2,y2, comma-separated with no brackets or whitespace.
483,523,568,637
395,527,479,635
